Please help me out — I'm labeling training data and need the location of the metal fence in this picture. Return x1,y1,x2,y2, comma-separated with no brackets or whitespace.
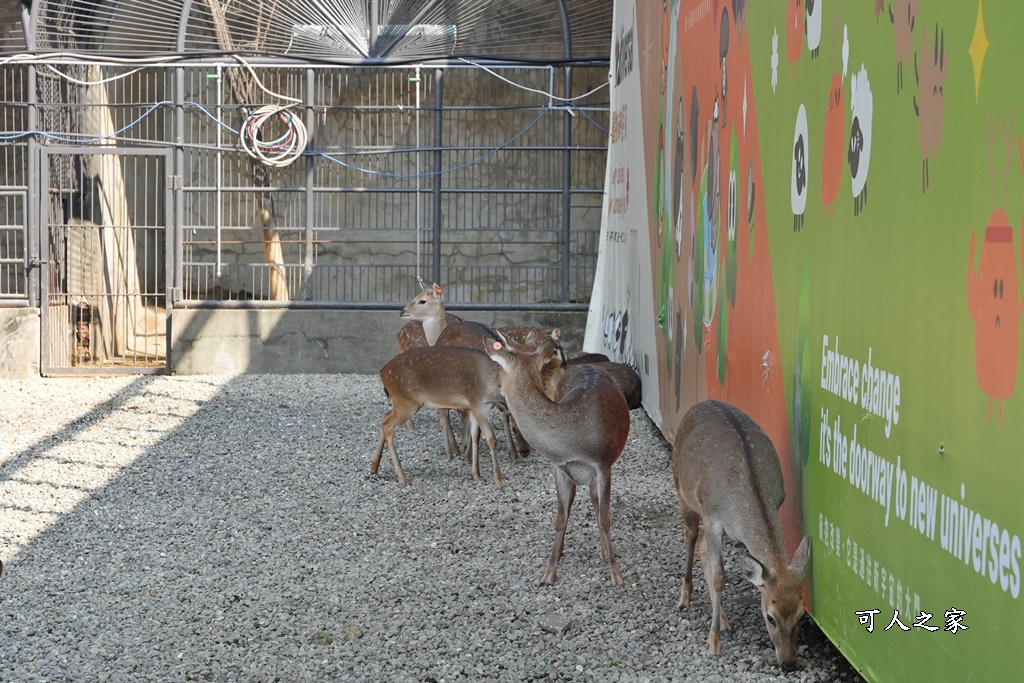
0,60,609,311
0,58,608,373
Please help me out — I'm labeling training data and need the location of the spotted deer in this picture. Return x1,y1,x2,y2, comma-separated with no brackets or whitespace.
672,400,810,670
396,282,560,459
486,330,630,586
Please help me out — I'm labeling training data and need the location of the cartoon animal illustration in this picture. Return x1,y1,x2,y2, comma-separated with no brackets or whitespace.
805,0,822,59
914,24,947,193
787,0,805,76
889,0,920,95
673,95,688,260
792,104,809,231
692,115,721,350
967,209,1024,422
849,65,873,217
821,72,845,218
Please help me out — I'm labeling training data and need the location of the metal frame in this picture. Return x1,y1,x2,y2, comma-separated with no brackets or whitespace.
38,146,173,375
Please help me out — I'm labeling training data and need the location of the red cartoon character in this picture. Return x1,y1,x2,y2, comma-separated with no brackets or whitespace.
821,72,845,218
787,0,804,76
967,209,1024,421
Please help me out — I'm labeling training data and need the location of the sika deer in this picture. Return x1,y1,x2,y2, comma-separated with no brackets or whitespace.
396,282,475,458
396,282,549,459
486,331,630,585
671,400,810,671
372,346,506,487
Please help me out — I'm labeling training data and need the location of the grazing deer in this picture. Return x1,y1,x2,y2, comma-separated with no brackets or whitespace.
372,346,506,488
486,330,630,586
671,400,810,671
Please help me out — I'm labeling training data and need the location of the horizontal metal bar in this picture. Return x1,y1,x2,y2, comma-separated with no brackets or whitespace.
182,185,595,195
42,367,168,377
38,145,176,157
10,56,608,70
174,299,589,312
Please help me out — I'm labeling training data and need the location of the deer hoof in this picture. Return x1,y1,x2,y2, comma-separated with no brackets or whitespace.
679,582,693,608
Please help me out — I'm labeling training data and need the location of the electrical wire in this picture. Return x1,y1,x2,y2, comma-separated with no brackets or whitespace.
457,57,610,102
2,54,605,177
231,55,309,168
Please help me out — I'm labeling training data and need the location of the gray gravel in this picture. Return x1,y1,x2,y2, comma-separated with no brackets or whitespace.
1,375,865,682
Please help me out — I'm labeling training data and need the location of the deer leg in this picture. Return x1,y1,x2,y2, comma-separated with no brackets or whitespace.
439,410,458,460
699,524,727,655
495,402,531,457
500,409,518,460
458,410,474,463
592,469,622,585
542,466,576,586
374,406,411,484
467,414,484,484
511,415,533,456
473,409,503,489
679,508,700,608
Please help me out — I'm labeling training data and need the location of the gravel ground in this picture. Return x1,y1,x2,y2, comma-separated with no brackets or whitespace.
1,375,865,683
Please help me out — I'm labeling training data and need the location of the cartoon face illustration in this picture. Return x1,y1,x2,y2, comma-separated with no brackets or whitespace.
849,65,873,217
821,72,845,218
792,104,809,231
806,0,822,58
915,24,947,192
967,210,1024,421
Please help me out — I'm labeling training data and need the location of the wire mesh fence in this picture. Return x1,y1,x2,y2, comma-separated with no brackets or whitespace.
0,59,609,312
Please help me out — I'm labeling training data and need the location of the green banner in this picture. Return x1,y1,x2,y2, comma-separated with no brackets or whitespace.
585,1,1023,679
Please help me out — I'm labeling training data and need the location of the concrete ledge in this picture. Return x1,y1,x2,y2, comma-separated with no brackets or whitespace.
0,308,41,379
170,309,587,375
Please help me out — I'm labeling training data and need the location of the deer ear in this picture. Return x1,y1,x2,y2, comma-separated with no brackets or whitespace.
432,283,443,296
789,535,811,581
742,556,768,586
552,328,561,340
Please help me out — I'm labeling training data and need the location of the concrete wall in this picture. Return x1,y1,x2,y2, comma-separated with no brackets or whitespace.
0,308,40,379
0,307,586,378
170,308,588,375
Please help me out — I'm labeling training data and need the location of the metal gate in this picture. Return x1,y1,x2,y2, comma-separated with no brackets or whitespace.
39,148,172,375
